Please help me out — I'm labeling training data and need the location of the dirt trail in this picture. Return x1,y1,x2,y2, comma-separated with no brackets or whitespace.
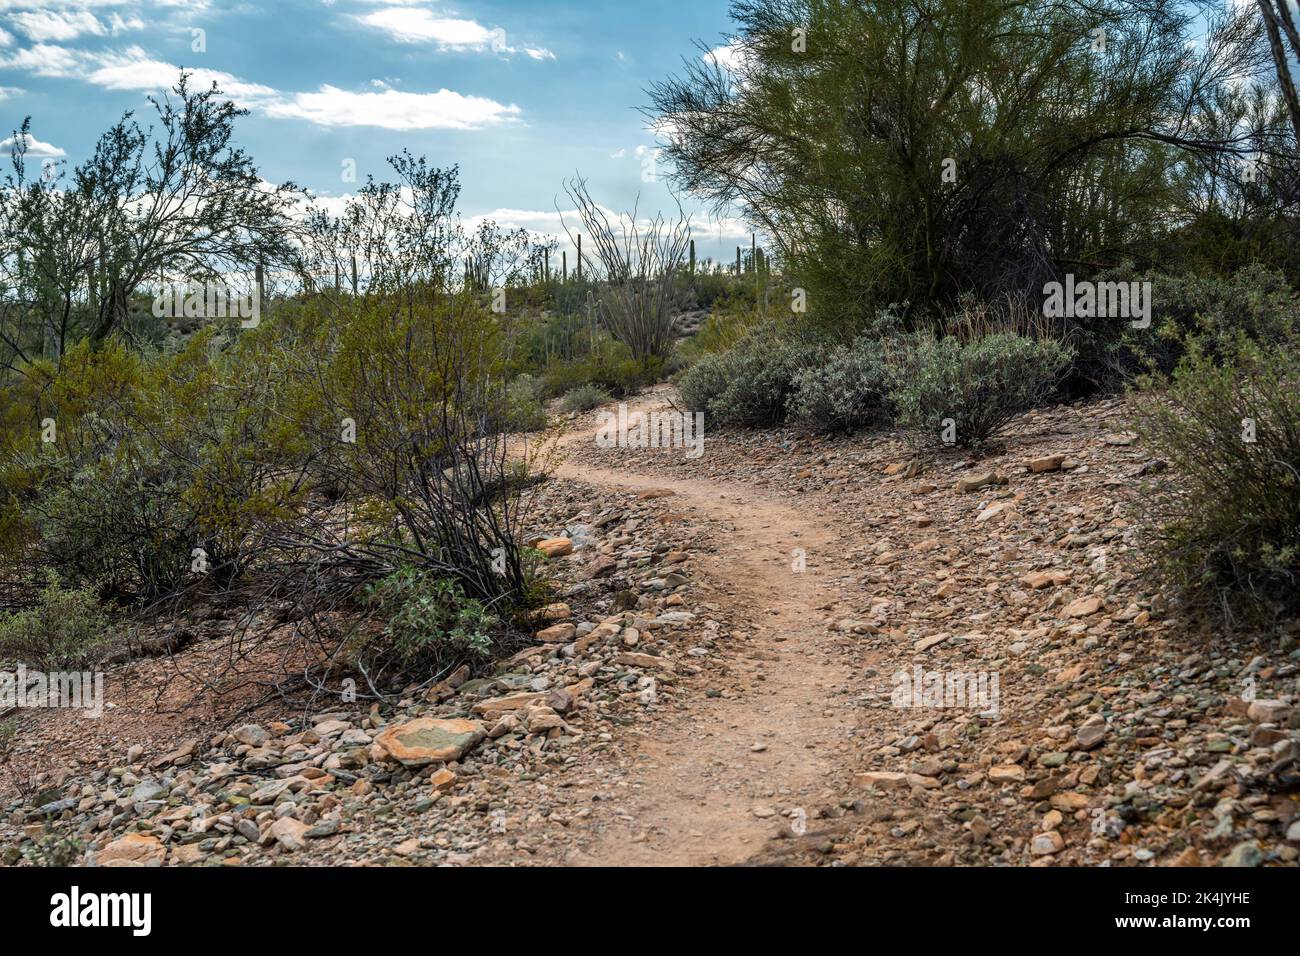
546,404,859,866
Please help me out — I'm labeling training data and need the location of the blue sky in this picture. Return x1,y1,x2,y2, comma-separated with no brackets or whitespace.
0,0,754,265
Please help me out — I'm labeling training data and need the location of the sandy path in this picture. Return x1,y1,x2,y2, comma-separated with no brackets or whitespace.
544,406,858,866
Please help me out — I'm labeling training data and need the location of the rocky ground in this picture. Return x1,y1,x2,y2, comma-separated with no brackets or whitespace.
2,386,1297,867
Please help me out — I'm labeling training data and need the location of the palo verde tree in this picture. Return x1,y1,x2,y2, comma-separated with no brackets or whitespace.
646,0,1274,331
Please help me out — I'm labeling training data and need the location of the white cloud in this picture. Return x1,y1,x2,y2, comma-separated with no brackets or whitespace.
0,37,520,132
9,9,106,42
107,12,144,35
609,147,625,159
264,85,521,131
0,130,65,157
75,47,280,106
0,42,81,76
356,6,552,58
704,41,745,72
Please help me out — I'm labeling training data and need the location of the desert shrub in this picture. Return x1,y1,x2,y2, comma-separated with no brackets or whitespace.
887,333,1072,447
357,567,495,673
559,384,612,413
31,445,198,600
564,176,691,362
787,332,895,433
676,292,766,366
0,331,304,602
508,310,598,372
500,376,549,432
688,271,736,310
676,331,821,427
1147,263,1299,355
0,574,109,669
540,339,661,398
1069,263,1300,393
239,289,537,691
1133,333,1300,625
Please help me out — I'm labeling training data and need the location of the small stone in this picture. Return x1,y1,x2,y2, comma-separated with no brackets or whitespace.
1030,831,1064,856
232,724,269,748
268,817,311,852
1170,847,1202,867
536,622,576,643
1028,454,1065,473
170,844,206,865
956,471,1004,494
1022,570,1070,590
587,556,617,579
914,634,947,653
987,764,1026,784
374,718,486,767
1246,699,1291,724
1222,840,1263,867
536,537,574,558
535,602,572,622
1064,596,1102,618
1075,724,1107,751
854,771,909,791
130,781,165,802
976,501,1016,525
95,833,165,867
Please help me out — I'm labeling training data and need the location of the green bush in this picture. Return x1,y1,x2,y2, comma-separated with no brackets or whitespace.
1,332,306,601
1133,333,1300,624
559,384,613,413
886,333,1072,447
538,335,661,398
359,567,495,672
32,445,198,601
1148,263,1299,355
787,336,891,432
500,376,549,432
676,332,820,427
0,574,109,669
1070,263,1300,393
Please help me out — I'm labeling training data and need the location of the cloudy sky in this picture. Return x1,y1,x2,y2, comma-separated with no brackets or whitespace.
0,0,754,265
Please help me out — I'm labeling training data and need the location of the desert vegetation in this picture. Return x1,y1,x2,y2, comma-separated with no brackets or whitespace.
0,0,1297,874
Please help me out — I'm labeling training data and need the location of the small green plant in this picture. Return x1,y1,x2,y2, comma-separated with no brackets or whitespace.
501,376,549,432
359,567,495,672
886,333,1071,447
24,832,84,867
0,573,109,669
787,337,891,432
559,384,613,413
539,335,661,399
675,332,820,427
1133,332,1300,625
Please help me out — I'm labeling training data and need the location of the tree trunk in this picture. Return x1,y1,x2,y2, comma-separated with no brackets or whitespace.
1258,1,1300,147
